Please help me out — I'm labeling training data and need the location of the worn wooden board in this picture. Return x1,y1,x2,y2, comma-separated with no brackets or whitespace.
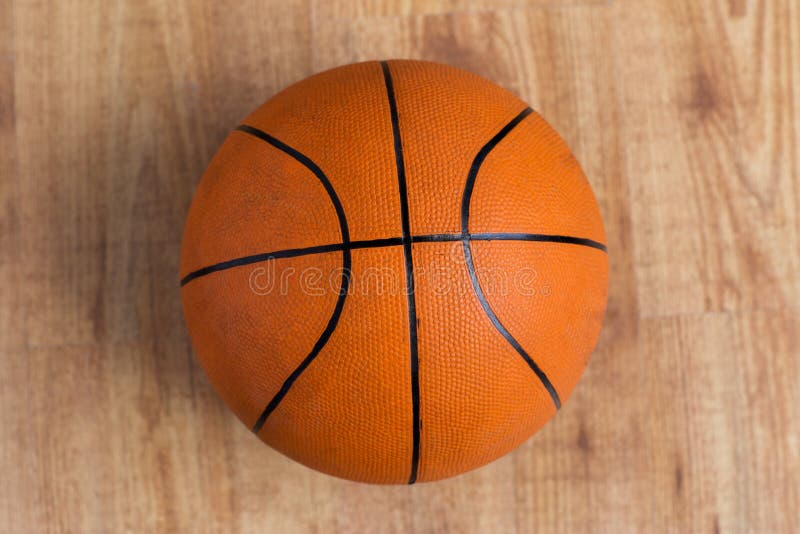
1,0,798,532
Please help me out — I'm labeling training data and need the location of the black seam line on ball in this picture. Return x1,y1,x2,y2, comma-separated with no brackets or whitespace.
470,232,606,252
381,60,421,486
179,238,403,287
411,232,607,251
460,107,562,410
180,233,607,287
233,125,353,435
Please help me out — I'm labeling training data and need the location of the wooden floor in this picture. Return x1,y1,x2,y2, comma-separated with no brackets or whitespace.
2,0,799,532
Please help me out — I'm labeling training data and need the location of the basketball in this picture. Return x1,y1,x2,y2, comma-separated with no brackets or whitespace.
180,60,608,484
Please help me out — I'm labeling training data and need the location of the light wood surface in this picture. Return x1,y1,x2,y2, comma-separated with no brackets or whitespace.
2,1,798,532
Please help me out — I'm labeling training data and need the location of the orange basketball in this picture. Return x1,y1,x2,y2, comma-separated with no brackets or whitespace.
180,60,608,484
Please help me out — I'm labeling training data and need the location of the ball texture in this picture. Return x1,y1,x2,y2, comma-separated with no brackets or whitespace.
180,60,608,484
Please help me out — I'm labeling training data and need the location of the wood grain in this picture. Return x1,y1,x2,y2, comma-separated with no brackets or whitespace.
1,0,798,532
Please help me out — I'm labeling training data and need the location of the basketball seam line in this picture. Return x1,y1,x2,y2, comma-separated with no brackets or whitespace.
381,60,421,486
413,232,606,250
180,232,606,287
234,125,354,435
461,107,562,410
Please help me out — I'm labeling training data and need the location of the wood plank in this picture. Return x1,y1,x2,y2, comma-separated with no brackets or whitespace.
0,0,22,352
311,0,608,21
618,0,800,317
639,309,800,532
